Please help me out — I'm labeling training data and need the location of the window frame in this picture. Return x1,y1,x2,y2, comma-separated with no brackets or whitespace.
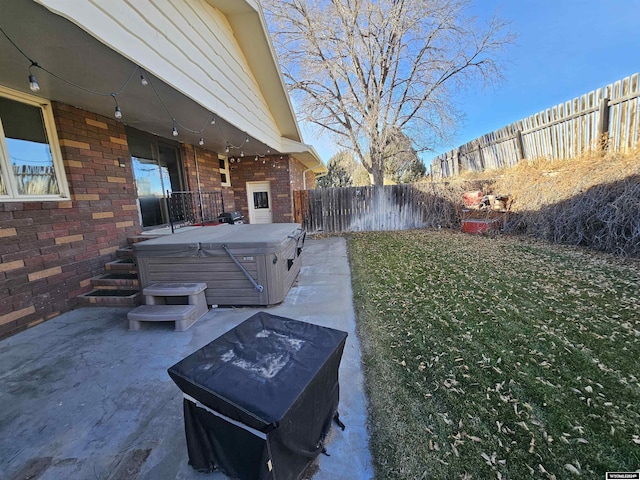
0,86,70,201
219,155,231,187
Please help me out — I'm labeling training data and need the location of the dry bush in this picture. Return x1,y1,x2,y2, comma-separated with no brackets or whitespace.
414,180,479,229
456,148,640,256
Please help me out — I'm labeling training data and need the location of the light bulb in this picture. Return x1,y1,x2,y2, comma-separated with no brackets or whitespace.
172,126,179,137
114,106,122,119
240,151,244,157
266,149,271,154
225,145,230,153
254,156,258,161
245,136,249,144
29,74,40,92
199,137,204,146
140,74,148,86
210,116,216,125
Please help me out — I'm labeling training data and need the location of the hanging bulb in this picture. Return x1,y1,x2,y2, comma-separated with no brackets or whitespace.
114,105,122,119
225,145,230,153
210,116,216,125
199,137,204,146
172,126,179,137
266,149,271,154
140,73,148,86
245,136,249,144
29,74,40,92
236,157,240,163
262,159,266,164
254,156,258,161
240,151,244,157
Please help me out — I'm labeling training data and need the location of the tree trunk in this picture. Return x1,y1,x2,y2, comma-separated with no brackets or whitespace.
370,146,385,186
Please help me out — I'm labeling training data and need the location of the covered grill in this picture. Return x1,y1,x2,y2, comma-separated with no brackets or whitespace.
218,211,245,224
168,311,348,480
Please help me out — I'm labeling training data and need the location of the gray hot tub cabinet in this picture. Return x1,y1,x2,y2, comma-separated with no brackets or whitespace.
134,224,305,306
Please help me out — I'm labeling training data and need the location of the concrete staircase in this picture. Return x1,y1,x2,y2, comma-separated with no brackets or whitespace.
77,235,158,307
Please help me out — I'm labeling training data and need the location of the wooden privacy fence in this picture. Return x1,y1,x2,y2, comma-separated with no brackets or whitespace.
294,184,461,234
432,72,640,178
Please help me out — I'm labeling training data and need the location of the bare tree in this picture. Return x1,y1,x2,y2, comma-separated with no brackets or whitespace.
263,0,512,185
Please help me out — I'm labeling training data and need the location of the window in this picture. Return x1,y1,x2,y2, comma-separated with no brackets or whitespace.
0,87,69,200
219,155,230,187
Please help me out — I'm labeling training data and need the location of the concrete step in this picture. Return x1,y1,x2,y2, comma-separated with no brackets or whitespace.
77,289,141,307
117,246,134,258
105,258,137,273
90,273,139,288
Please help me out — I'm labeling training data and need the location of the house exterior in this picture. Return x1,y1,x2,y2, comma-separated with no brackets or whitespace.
0,0,326,339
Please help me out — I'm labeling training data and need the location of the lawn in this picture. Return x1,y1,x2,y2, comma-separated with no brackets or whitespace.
348,230,640,479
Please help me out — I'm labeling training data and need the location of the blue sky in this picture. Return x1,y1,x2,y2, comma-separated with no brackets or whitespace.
299,0,640,165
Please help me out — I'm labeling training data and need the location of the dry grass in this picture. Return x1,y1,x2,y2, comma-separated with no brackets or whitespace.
443,148,640,256
349,230,640,479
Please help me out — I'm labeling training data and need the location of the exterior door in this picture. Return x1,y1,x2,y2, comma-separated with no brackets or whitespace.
246,181,272,224
128,132,184,228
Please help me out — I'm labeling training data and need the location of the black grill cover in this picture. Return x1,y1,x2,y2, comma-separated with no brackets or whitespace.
168,311,348,480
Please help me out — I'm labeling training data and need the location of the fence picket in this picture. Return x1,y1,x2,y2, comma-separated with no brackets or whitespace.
432,72,640,177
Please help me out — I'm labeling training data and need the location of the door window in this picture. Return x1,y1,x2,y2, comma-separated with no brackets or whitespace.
253,191,269,209
128,131,184,227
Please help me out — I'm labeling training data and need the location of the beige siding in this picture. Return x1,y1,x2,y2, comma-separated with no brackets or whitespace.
37,0,283,147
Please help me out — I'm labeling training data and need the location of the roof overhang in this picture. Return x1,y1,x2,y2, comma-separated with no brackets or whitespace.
0,0,323,170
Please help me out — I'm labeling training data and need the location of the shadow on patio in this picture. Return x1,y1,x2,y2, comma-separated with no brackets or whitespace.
0,237,373,480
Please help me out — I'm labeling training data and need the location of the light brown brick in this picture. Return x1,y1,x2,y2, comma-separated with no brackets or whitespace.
116,221,134,228
60,139,91,149
0,260,24,272
28,266,63,281
80,279,92,288
92,212,114,219
55,234,84,245
122,204,138,211
107,176,126,183
0,228,17,238
74,194,100,201
99,246,118,256
110,136,128,146
67,160,83,168
0,306,36,326
86,118,108,129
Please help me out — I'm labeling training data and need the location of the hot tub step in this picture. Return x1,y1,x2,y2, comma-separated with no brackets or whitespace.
77,289,141,307
127,304,203,331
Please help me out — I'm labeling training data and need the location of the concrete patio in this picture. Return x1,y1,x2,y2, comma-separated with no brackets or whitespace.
0,237,373,480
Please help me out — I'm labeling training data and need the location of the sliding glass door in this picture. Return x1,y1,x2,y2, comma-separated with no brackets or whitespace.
128,131,184,228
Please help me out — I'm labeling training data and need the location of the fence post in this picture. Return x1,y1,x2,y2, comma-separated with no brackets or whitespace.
597,97,610,151
515,130,525,161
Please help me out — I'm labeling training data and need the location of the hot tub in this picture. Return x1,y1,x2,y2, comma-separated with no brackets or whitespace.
134,224,305,306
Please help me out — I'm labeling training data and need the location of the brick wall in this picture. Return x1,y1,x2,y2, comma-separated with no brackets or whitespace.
180,144,235,213
0,103,140,339
230,154,299,223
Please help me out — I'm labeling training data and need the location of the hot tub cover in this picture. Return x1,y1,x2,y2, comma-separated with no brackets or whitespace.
168,311,348,479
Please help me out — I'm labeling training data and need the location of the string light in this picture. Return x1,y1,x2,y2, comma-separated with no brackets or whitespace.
254,155,258,161
111,94,122,119
1,25,281,155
